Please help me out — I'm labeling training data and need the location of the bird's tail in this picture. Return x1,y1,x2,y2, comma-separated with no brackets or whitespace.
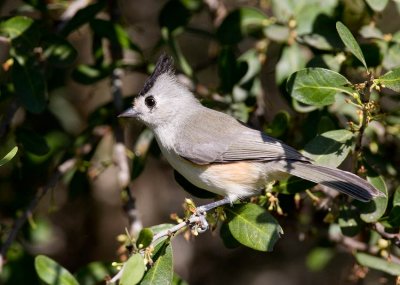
275,161,382,202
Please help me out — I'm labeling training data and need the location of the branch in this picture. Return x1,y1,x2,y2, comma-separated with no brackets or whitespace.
107,197,231,284
0,159,76,273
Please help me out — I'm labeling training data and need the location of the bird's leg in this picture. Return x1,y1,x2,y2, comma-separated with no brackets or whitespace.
196,196,233,214
192,194,255,233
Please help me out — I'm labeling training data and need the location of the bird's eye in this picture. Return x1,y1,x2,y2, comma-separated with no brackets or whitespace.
145,96,156,108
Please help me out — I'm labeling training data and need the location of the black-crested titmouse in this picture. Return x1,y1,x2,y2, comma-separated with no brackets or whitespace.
119,54,380,205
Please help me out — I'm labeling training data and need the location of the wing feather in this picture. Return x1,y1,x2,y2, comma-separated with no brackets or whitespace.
174,109,310,164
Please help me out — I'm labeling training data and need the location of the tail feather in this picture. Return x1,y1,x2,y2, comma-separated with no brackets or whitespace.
275,161,381,202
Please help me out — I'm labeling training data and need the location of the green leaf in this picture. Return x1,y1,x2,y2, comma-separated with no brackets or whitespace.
218,47,247,93
43,35,78,67
225,203,282,252
359,25,384,40
90,19,140,52
355,252,400,275
16,128,50,156
217,7,270,45
0,146,18,167
303,130,354,167
376,67,400,92
276,43,307,85
271,0,294,22
219,221,241,249
120,253,145,285
336,21,368,70
141,243,173,285
287,68,354,107
382,44,400,71
12,59,47,113
358,172,388,223
60,1,106,36
365,0,389,12
136,228,154,249
71,64,113,84
388,186,400,226
306,247,334,271
0,16,39,50
35,255,79,285
263,24,289,42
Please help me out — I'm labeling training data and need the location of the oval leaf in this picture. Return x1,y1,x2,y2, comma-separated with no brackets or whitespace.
0,146,18,167
0,16,39,50
136,228,154,249
303,129,354,167
358,173,388,223
141,243,173,285
355,252,400,275
336,22,368,70
376,67,400,92
287,68,354,106
35,255,79,285
120,253,145,285
226,203,282,252
276,43,307,85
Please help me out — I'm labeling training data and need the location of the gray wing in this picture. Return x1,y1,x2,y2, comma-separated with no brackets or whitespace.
174,108,310,165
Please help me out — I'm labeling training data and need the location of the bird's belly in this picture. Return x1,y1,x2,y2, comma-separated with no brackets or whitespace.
160,149,279,200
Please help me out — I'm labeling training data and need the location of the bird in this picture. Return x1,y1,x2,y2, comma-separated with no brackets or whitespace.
119,54,381,210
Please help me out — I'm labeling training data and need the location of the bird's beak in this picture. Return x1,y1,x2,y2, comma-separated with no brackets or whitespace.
118,107,138,118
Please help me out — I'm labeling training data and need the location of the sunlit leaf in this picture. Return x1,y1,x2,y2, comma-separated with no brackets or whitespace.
226,203,282,252
287,68,354,106
0,16,39,50
120,253,145,285
355,252,400,275
303,129,354,167
0,146,18,167
336,21,368,70
376,67,400,92
136,228,154,249
276,43,307,85
35,255,79,285
382,44,400,71
141,243,173,285
358,171,388,223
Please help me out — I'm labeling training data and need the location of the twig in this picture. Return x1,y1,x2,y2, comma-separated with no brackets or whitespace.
107,197,232,284
374,223,400,246
0,159,76,273
106,0,142,238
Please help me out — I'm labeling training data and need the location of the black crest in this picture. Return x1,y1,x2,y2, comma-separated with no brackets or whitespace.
139,53,174,96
